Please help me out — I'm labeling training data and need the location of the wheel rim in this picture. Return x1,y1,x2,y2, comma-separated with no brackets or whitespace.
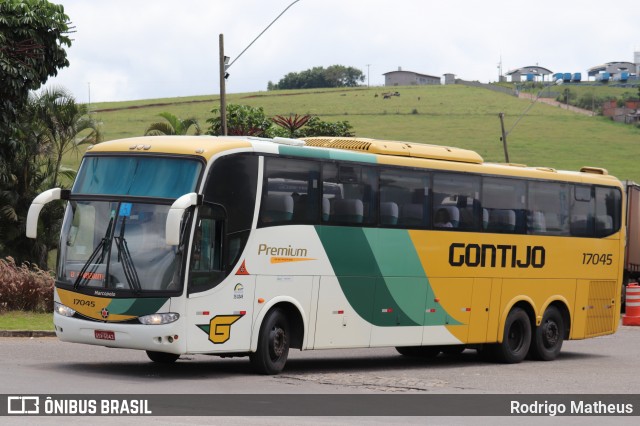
507,321,525,352
269,326,287,360
542,320,560,349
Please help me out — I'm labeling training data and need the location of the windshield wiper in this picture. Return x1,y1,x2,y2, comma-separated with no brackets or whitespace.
73,216,114,289
114,216,142,294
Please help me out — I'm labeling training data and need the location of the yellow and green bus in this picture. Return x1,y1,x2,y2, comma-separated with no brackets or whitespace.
27,135,624,374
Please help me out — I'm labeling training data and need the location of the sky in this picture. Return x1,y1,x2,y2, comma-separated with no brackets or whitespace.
42,0,640,103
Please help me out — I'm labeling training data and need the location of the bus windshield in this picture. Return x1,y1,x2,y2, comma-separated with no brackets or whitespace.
57,200,185,294
73,155,202,198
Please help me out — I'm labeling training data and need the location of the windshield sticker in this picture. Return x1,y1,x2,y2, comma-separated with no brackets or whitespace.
119,203,132,217
233,284,244,299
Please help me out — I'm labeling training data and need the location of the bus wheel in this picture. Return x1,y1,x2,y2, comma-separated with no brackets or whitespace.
396,346,440,358
250,308,290,375
146,351,180,364
529,306,564,361
494,307,531,364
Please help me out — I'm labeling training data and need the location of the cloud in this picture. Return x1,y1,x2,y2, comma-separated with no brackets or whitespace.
42,0,640,102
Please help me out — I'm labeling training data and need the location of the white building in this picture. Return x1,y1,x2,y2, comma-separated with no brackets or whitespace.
383,68,441,86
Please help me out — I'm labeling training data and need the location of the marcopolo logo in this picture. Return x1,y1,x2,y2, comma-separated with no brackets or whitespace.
449,243,546,269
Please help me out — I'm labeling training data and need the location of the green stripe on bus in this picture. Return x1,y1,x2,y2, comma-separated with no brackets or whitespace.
316,226,461,327
279,145,377,164
107,298,168,316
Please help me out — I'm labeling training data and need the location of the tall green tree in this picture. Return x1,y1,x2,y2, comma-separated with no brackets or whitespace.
34,87,101,188
0,0,71,145
0,89,97,268
269,65,365,90
144,112,201,136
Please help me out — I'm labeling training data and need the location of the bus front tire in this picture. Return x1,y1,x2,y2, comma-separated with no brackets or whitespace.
146,351,180,364
529,305,564,361
492,307,531,364
250,308,290,375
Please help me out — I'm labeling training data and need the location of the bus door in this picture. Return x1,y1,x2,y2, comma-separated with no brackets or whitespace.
185,204,256,353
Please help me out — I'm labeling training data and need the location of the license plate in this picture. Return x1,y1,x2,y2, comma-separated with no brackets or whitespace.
94,330,115,341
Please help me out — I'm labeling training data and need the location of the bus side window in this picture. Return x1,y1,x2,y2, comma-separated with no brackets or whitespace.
380,169,430,228
189,204,225,294
570,185,594,237
323,163,377,225
259,157,321,226
433,172,481,231
528,181,570,235
482,177,526,234
595,186,621,237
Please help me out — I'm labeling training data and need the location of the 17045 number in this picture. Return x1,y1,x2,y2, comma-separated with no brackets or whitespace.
582,253,613,265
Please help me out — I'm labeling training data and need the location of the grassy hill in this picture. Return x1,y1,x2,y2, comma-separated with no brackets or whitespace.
77,84,640,181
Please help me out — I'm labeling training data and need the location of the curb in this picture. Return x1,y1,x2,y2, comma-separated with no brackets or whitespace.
0,330,56,337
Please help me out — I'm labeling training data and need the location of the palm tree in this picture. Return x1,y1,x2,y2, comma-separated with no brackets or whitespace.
0,88,99,267
144,112,201,136
34,87,102,188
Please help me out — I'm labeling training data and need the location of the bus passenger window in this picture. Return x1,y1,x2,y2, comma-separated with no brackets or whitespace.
595,186,621,237
482,177,526,234
433,173,481,231
528,182,569,235
323,163,377,225
569,185,594,237
259,157,321,226
380,169,429,228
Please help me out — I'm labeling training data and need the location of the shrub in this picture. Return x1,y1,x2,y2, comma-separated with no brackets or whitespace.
0,257,54,313
298,116,355,137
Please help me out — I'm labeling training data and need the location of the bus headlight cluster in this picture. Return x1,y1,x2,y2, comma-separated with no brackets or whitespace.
54,301,76,317
138,313,180,325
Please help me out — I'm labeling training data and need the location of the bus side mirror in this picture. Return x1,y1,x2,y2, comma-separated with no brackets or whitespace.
26,188,68,238
166,192,202,246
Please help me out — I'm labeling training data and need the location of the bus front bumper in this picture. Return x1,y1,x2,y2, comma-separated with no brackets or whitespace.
53,313,186,355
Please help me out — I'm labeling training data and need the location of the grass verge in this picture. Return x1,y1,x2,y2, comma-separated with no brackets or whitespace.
0,311,54,331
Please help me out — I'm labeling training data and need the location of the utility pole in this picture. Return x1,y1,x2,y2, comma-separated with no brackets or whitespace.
366,64,370,87
498,112,509,163
218,1,301,135
219,34,228,136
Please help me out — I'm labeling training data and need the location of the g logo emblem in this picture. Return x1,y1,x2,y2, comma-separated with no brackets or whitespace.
209,315,243,344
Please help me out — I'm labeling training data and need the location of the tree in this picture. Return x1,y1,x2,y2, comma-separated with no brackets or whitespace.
298,116,354,137
206,104,273,137
145,112,201,136
269,65,365,90
0,0,71,144
0,89,96,268
34,87,101,188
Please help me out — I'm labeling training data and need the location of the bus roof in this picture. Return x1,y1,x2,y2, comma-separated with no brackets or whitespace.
86,136,621,187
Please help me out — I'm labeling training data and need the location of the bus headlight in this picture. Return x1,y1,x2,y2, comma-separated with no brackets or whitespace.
54,301,76,317
138,313,180,325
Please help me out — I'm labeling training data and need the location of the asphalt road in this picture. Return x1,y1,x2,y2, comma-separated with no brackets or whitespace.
1,323,639,425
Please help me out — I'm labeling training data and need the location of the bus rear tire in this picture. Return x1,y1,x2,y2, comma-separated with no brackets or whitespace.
492,307,531,364
250,308,290,375
146,351,180,364
529,305,564,361
396,346,440,358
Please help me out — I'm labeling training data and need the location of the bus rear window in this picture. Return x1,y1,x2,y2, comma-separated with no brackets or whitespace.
73,156,203,198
